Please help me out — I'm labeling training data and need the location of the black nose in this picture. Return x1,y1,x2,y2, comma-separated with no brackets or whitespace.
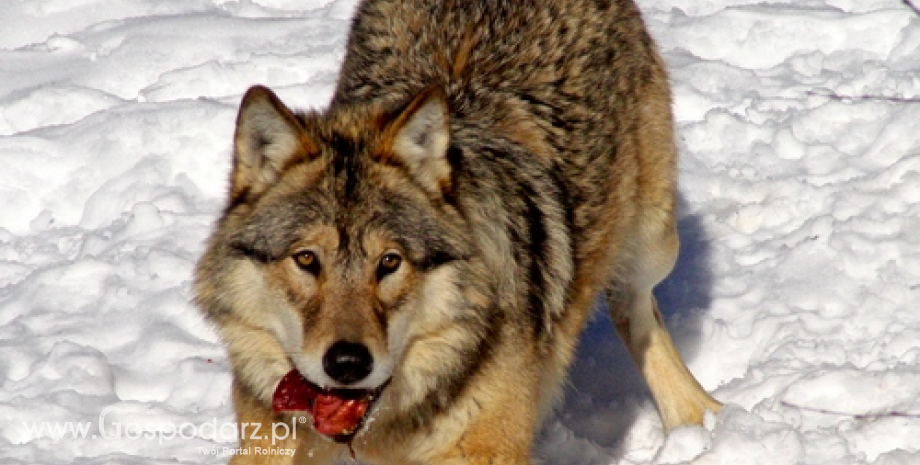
323,341,373,385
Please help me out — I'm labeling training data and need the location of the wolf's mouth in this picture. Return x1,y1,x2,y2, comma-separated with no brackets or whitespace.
272,369,385,442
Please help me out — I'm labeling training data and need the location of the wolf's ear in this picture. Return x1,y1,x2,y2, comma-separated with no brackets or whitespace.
230,86,313,203
381,86,452,197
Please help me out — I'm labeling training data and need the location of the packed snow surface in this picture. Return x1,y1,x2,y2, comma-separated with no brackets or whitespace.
2,0,919,464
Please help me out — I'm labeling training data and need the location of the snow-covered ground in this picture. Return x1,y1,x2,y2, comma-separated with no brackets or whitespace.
1,0,919,464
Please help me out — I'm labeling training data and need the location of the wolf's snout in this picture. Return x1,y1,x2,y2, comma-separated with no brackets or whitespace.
323,341,373,385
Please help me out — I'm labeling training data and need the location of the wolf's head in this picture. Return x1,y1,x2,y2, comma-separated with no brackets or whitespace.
194,86,483,431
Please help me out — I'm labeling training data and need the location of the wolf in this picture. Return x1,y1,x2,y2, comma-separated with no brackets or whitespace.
193,0,721,463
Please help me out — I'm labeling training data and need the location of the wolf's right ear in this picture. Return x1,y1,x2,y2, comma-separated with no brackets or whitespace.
230,86,314,203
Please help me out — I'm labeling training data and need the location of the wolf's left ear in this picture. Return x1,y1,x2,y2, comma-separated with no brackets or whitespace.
380,86,452,197
231,85,314,203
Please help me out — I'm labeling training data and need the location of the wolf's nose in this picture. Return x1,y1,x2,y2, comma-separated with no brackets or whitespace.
323,341,373,385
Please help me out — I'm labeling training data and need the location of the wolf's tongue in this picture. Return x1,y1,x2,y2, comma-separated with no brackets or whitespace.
272,370,370,438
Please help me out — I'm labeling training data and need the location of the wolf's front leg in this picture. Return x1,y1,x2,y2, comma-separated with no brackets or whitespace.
430,419,534,465
421,363,539,465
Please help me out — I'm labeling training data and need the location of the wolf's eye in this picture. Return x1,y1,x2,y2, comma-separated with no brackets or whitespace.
293,251,321,275
377,253,402,278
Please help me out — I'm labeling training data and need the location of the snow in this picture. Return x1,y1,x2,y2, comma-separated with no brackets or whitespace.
1,0,918,464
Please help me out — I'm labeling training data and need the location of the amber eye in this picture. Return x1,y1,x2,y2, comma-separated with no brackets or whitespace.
293,251,320,275
377,253,402,278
